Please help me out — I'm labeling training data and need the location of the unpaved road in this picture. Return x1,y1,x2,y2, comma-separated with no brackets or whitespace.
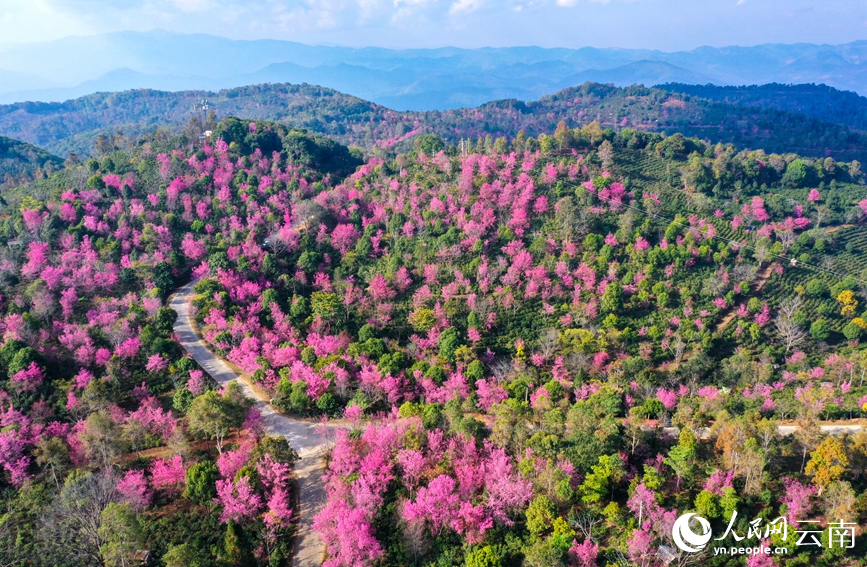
660,423,865,439
170,281,329,567
170,279,865,566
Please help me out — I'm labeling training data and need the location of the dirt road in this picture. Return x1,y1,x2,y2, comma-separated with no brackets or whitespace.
170,282,329,567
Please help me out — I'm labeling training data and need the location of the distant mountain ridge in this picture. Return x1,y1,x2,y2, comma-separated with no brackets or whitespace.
4,31,867,110
3,81,867,165
570,61,716,89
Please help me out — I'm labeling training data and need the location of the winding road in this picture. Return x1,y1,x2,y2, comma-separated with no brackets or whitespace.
169,281,867,567
170,281,329,567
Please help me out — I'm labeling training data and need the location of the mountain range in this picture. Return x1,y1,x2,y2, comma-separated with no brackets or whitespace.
4,31,867,110
5,81,867,166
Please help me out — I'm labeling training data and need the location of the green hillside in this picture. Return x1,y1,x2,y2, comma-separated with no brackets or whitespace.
0,135,63,189
4,82,867,164
2,117,867,567
659,82,867,131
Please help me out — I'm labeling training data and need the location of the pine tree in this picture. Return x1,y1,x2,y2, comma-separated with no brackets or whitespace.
223,520,256,567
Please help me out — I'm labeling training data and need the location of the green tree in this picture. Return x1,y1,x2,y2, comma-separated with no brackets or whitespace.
422,403,443,429
290,295,310,321
600,282,623,314
288,380,310,413
223,520,256,567
805,279,825,297
261,253,279,278
209,251,230,272
579,454,624,504
782,159,808,187
465,545,502,567
358,324,377,343
310,291,341,324
694,490,722,519
465,360,485,382
297,250,320,272
155,306,178,334
98,502,144,567
7,346,39,375
522,539,565,567
163,543,206,567
153,261,175,293
250,435,299,466
414,134,445,155
438,327,462,362
184,461,219,504
843,322,863,341
664,429,697,489
187,383,251,453
173,388,194,412
525,495,556,536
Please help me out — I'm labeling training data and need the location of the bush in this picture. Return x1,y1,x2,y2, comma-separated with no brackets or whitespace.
810,320,830,341
172,389,193,413
358,324,377,343
316,392,339,416
289,381,310,413
805,279,825,297
843,322,862,341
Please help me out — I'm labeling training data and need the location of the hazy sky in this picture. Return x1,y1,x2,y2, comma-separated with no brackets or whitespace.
2,0,867,50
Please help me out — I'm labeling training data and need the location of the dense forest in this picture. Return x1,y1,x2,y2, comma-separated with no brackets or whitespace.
0,114,867,567
4,81,867,163
659,83,867,131
0,135,62,190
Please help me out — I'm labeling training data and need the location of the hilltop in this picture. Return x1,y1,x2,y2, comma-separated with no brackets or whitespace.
3,82,867,164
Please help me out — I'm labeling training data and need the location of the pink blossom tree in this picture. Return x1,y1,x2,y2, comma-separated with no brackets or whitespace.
117,469,152,511
215,476,262,524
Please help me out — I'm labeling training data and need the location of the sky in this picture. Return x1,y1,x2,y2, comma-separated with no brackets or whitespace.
1,0,867,50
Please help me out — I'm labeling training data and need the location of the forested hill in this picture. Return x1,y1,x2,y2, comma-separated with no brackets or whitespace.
3,115,867,567
0,135,62,189
4,81,867,163
658,82,867,131
0,84,381,159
